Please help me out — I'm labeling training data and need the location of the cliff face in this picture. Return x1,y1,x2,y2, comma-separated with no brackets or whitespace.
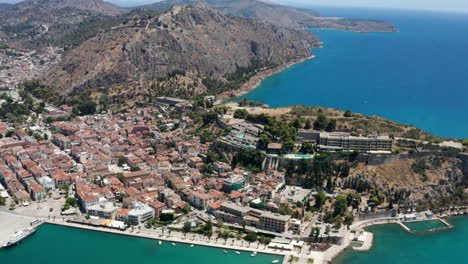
349,154,467,202
43,4,319,100
144,0,396,33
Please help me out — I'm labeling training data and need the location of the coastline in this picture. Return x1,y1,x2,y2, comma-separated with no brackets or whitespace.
216,55,315,104
41,220,299,263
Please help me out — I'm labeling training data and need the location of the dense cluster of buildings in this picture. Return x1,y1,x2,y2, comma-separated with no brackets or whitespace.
0,122,75,203
0,106,307,233
0,47,62,89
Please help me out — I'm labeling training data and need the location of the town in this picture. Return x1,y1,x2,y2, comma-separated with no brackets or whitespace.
0,93,466,264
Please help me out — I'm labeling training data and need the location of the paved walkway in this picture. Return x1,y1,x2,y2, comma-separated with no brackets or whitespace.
45,219,324,263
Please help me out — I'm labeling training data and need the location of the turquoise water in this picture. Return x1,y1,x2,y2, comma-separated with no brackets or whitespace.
404,220,447,232
234,7,468,139
0,224,282,264
335,216,468,264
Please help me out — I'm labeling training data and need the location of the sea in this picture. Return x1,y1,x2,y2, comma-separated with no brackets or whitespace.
0,224,282,264
334,215,468,264
232,7,468,139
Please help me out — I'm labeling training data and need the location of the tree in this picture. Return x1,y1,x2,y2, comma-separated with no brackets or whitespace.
118,156,128,167
257,134,272,150
304,119,311,129
279,205,293,215
346,192,361,209
183,222,192,233
244,232,258,242
77,101,96,115
216,218,224,228
292,118,302,129
344,212,354,228
241,219,247,231
159,213,174,222
333,195,348,217
300,141,314,154
65,197,78,208
130,166,140,172
326,178,334,192
313,114,328,130
344,110,352,117
283,139,295,152
314,191,327,209
233,109,249,119
202,220,213,236
325,119,336,132
5,130,14,137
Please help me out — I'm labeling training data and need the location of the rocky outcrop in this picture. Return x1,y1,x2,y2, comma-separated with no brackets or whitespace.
43,4,319,100
144,0,397,33
348,154,467,202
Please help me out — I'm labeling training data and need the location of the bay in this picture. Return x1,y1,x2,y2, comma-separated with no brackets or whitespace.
233,7,468,139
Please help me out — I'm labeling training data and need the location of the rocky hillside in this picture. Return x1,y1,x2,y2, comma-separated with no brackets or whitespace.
7,0,125,16
42,4,319,101
346,154,468,202
0,0,127,48
143,0,396,33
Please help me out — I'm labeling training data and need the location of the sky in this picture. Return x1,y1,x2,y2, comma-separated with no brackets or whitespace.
0,0,468,13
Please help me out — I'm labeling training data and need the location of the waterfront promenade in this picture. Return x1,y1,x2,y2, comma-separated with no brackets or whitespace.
46,219,324,264
0,209,323,264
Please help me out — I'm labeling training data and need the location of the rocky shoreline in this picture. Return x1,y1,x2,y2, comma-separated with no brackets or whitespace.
216,55,315,104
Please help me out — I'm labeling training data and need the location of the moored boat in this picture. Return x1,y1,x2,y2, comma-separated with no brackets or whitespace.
3,228,36,248
272,260,280,263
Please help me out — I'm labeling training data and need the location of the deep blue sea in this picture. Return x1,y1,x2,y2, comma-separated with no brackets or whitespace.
233,7,468,139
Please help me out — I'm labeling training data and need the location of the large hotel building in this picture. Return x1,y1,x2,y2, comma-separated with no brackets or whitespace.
298,131,393,153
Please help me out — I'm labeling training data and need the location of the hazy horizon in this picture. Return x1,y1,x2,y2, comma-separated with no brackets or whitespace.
1,0,468,13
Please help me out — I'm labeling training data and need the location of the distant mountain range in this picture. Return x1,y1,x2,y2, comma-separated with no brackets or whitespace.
0,0,397,104
142,0,396,33
42,4,319,102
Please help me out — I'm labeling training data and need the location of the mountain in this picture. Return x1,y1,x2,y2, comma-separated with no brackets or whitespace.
0,3,12,9
143,0,396,33
13,0,125,16
42,4,319,102
0,0,127,48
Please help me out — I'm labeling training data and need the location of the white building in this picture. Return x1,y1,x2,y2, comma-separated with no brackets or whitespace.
87,201,120,219
38,176,56,190
126,202,155,225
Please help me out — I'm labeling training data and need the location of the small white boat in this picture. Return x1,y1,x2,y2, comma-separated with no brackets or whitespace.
272,260,280,263
171,243,176,246
223,250,228,254
251,252,257,257
235,251,240,255
190,245,194,247
158,241,162,245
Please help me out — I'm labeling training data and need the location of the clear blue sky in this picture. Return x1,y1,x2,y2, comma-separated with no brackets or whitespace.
1,0,467,13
